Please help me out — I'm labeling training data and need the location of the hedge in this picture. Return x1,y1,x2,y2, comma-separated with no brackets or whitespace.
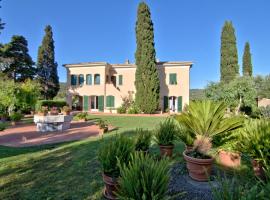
36,100,67,110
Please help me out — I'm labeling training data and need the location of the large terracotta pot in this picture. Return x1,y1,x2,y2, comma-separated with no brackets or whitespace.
63,111,70,115
102,173,119,200
159,144,174,157
218,150,241,168
252,159,265,179
183,150,214,181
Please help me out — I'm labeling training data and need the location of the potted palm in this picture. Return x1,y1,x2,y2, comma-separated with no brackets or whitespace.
174,120,195,151
37,106,48,116
134,128,152,153
97,119,109,135
237,120,270,179
178,100,243,181
155,118,178,157
98,135,134,199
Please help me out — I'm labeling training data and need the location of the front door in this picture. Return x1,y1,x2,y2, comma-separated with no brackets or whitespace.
169,96,176,112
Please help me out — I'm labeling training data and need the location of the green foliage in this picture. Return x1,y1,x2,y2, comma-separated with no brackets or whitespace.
260,106,270,119
237,120,270,167
174,116,195,146
155,118,178,145
254,75,270,99
135,2,160,114
242,42,253,76
116,152,170,200
53,82,67,100
220,21,239,83
97,119,108,131
1,35,35,82
36,25,59,100
35,100,67,111
135,128,152,151
98,135,134,177
0,122,7,131
190,89,205,101
127,103,141,114
9,112,23,122
117,105,126,114
61,106,71,113
73,112,89,121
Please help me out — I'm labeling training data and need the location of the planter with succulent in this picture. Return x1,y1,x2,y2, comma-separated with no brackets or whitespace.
177,100,243,181
73,112,88,122
134,128,152,153
97,119,109,135
37,106,48,116
98,135,134,200
61,106,71,115
155,118,178,157
237,120,270,179
9,112,23,126
50,106,59,115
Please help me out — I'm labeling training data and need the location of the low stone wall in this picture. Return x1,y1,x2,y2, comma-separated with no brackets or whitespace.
34,115,73,132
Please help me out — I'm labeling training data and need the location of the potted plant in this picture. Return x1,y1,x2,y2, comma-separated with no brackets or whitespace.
0,122,7,131
134,128,152,153
37,106,48,116
73,112,88,122
177,100,243,181
97,119,109,135
9,112,23,126
98,135,134,200
61,106,71,115
237,120,270,179
155,118,178,157
50,106,59,115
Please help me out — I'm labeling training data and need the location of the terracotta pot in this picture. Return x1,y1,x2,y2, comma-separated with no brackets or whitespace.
159,144,174,157
183,150,214,181
102,173,119,200
78,119,86,122
252,159,265,179
218,150,241,168
38,112,47,116
63,111,70,115
11,121,17,126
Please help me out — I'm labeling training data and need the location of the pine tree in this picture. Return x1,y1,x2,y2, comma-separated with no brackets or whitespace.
135,2,160,114
2,35,35,81
220,21,239,83
37,25,59,100
242,42,253,76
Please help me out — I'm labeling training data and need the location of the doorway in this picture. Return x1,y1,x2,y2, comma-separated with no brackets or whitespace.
169,96,177,112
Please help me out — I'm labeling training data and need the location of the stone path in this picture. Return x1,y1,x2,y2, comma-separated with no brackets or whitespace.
0,121,100,147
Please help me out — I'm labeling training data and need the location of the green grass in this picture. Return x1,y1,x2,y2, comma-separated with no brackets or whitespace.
0,115,185,200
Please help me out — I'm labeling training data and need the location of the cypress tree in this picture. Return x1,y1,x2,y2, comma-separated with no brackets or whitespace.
135,2,160,114
2,35,35,81
242,42,253,76
0,1,5,34
37,25,59,100
220,21,239,83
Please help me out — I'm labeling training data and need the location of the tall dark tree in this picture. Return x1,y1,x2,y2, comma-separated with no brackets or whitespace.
135,2,160,114
37,25,59,99
242,42,253,76
2,35,35,81
220,21,239,83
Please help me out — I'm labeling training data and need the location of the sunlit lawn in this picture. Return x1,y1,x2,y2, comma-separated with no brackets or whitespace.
0,115,185,200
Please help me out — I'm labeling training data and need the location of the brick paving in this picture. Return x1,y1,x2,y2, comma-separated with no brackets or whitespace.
0,121,100,147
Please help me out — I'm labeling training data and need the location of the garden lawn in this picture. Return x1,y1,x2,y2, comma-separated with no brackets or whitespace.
0,115,185,200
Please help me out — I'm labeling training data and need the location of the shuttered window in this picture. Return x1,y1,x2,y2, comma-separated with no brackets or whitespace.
106,95,115,107
98,96,104,111
118,75,123,85
86,74,92,85
169,73,177,85
79,74,84,85
94,74,101,85
163,96,168,112
177,96,182,112
71,75,77,86
83,96,89,111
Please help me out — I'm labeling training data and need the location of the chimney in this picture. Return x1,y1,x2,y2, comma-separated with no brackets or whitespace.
125,59,130,64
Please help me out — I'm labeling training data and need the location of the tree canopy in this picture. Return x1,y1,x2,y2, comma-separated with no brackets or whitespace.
242,42,253,76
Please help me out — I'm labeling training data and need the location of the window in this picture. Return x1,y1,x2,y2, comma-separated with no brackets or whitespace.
71,75,77,86
118,75,123,85
94,74,100,85
86,74,92,85
79,74,84,85
169,73,177,85
106,95,115,107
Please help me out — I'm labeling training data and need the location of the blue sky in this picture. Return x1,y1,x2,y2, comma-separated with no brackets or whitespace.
1,0,270,88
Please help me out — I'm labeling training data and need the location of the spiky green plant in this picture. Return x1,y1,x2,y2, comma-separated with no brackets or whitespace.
116,152,170,200
135,128,152,151
155,118,178,146
98,135,134,177
177,100,243,155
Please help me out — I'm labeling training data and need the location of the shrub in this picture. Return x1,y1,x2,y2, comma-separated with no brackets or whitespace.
117,152,170,200
155,118,178,146
97,119,108,132
98,135,134,177
61,106,71,113
35,100,67,111
0,122,7,131
73,112,88,121
117,105,126,114
9,112,23,122
135,129,152,151
127,103,141,114
260,106,270,119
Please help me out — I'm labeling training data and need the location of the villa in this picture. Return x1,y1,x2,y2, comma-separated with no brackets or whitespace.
63,60,192,113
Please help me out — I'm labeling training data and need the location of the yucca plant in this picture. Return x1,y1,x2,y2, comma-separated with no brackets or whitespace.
98,135,134,177
135,128,152,151
155,118,178,146
237,120,270,168
116,152,170,200
177,100,243,156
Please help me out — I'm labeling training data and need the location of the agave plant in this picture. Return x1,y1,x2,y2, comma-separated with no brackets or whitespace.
177,100,243,155
135,128,152,151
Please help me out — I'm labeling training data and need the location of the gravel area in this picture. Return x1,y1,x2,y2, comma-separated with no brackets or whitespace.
168,163,222,200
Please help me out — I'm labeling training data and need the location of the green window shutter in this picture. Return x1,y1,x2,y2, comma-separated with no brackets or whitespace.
106,96,115,107
177,96,182,112
169,73,177,85
118,75,123,85
86,74,92,85
71,75,77,86
111,96,115,107
163,96,168,111
83,96,89,111
98,96,104,111
79,74,84,85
